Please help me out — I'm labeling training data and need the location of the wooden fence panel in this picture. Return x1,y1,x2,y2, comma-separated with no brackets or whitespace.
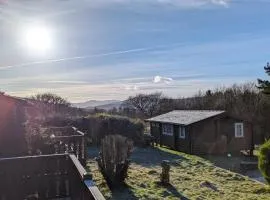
0,154,104,200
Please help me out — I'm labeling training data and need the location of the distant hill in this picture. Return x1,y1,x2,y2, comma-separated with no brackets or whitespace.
94,101,124,110
72,100,123,110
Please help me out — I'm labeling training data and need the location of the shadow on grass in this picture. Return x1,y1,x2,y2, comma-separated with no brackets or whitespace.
87,146,99,159
131,146,188,167
87,146,189,199
109,183,139,200
166,184,189,200
87,146,188,167
109,182,189,200
155,182,189,200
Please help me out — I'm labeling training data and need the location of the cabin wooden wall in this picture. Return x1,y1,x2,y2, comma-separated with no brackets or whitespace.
219,117,252,154
191,116,252,155
159,123,175,149
149,115,252,155
174,125,190,153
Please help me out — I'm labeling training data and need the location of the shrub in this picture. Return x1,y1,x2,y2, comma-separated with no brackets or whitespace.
97,135,133,187
24,121,55,155
78,113,145,145
42,116,76,127
258,140,270,184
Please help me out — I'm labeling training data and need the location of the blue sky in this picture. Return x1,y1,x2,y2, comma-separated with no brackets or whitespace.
0,0,270,102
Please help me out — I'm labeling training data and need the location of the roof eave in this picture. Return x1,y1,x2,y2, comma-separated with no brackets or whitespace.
145,119,187,126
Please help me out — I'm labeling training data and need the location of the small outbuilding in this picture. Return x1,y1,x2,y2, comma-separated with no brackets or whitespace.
146,110,253,155
0,93,41,157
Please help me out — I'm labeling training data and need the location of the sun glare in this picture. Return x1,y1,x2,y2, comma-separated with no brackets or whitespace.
23,25,53,54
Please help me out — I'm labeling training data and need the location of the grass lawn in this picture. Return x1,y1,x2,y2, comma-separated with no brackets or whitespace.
87,146,270,200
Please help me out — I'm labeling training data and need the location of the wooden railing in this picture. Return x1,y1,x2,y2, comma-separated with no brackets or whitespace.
47,126,87,166
0,154,105,200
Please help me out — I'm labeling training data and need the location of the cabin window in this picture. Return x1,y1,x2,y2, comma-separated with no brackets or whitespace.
162,124,173,136
179,127,186,139
235,123,244,138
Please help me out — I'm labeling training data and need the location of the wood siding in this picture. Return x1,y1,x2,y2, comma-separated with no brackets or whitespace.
150,114,253,155
175,125,190,153
219,117,252,154
191,116,225,154
160,123,175,149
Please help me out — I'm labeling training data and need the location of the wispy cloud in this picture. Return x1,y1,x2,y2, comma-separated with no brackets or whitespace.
87,0,231,8
124,85,139,91
0,42,185,70
5,75,253,102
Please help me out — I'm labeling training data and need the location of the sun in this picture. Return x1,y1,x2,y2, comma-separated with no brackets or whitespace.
23,25,53,54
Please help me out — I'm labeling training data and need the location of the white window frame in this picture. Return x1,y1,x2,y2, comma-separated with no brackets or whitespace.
179,127,186,139
234,123,244,138
162,124,173,136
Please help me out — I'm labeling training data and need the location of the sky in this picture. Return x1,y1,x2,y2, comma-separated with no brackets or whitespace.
0,0,270,102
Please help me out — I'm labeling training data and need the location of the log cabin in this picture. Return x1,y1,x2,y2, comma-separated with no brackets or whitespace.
146,110,253,155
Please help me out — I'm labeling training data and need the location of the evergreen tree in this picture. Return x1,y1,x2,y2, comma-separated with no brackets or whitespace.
258,62,270,94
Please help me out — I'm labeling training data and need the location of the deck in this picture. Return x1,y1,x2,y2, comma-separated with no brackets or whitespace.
0,154,105,200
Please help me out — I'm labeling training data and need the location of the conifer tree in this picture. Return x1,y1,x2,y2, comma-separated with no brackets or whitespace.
258,62,270,94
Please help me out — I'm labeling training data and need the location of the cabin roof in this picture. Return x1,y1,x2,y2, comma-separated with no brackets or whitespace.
146,110,226,125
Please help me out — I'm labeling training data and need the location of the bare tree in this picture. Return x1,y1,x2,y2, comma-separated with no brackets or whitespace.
30,93,71,115
126,92,162,117
31,93,70,107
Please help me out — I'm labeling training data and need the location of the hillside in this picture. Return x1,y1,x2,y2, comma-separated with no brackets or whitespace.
93,101,124,110
87,147,270,200
72,100,121,109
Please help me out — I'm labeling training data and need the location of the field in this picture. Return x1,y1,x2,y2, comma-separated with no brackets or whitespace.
87,146,270,200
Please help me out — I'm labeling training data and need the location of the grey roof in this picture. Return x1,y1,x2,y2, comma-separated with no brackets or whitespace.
146,110,225,125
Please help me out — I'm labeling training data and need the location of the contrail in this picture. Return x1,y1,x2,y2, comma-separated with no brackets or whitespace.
0,43,185,70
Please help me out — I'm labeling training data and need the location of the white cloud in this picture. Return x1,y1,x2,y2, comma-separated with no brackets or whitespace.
153,76,173,84
124,85,139,91
211,0,230,7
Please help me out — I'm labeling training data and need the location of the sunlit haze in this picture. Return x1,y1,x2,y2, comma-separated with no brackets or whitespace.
22,24,53,54
0,0,270,102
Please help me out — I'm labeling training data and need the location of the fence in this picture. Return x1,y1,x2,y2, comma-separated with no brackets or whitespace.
47,126,87,166
0,154,105,200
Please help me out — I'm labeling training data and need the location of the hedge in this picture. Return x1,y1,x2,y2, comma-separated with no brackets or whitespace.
77,113,145,145
258,140,270,184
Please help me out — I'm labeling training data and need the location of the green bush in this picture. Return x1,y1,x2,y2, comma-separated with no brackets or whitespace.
79,113,145,145
258,140,270,184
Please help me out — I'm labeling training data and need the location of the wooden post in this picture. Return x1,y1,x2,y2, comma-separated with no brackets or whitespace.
160,160,170,185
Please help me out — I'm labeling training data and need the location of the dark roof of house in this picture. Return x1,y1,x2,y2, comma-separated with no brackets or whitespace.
0,93,30,106
146,110,226,125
